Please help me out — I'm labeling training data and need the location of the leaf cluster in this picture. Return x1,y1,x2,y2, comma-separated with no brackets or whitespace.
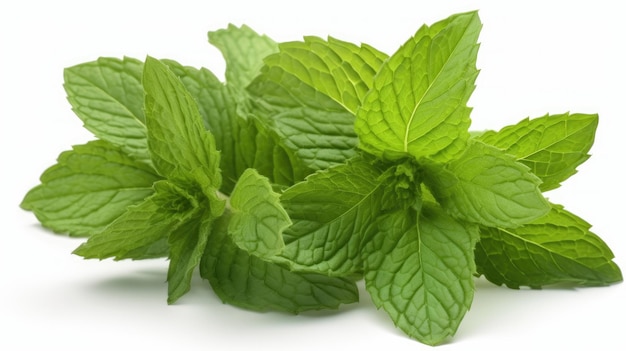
21,12,622,346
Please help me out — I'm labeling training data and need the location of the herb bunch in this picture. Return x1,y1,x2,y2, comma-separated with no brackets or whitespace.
21,11,622,346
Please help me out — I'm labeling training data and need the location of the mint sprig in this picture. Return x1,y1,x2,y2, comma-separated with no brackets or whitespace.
21,12,622,346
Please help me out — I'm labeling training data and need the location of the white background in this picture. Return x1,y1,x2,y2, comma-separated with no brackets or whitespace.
1,0,625,350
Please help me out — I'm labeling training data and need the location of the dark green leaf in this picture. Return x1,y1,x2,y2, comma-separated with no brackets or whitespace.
200,213,359,313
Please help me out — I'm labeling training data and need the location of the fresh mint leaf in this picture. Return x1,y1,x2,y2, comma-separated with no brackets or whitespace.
354,11,480,162
143,56,222,191
477,113,598,191
363,204,478,345
21,140,161,237
208,24,279,90
72,195,175,260
475,204,623,288
262,36,388,114
247,66,359,172
228,168,290,258
424,140,550,228
64,57,150,163
167,210,214,304
161,59,246,194
277,157,387,275
200,213,359,313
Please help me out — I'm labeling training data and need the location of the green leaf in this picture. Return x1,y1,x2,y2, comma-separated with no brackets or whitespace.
21,140,161,237
477,113,598,191
263,36,388,114
200,213,359,313
209,24,278,90
167,210,214,304
72,195,176,260
247,69,358,171
475,204,623,288
64,57,150,163
277,158,387,275
228,168,290,258
355,11,481,162
142,56,221,189
424,140,550,228
363,204,478,346
212,115,310,188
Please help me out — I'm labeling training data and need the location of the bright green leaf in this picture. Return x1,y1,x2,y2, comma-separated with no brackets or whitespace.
263,36,388,114
475,203,623,288
200,213,359,313
424,140,550,228
142,56,221,189
277,158,387,275
21,140,161,237
72,195,176,260
209,24,278,90
64,57,149,163
162,59,247,194
228,168,290,258
363,204,478,346
477,113,598,191
247,71,358,171
355,11,481,162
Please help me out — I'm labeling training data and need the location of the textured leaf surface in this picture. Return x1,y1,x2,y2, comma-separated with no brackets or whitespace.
72,196,176,260
167,211,214,304
229,168,290,258
143,57,221,189
21,140,160,237
163,59,247,194
363,205,477,345
209,24,278,90
278,158,386,275
478,113,598,191
64,57,149,162
355,11,480,162
424,140,550,228
475,204,623,288
200,214,359,313
247,67,358,171
263,36,388,114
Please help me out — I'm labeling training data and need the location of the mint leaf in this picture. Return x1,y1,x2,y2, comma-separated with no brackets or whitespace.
424,140,550,228
162,59,246,194
363,204,478,345
72,195,175,260
477,113,598,191
228,168,290,258
209,24,278,90
475,204,623,288
277,157,387,275
263,36,388,114
142,56,221,190
247,67,358,172
167,210,214,304
64,57,149,163
21,140,161,237
355,11,480,162
201,213,359,313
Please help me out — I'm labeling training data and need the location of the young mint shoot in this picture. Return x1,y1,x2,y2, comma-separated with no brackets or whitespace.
20,10,622,346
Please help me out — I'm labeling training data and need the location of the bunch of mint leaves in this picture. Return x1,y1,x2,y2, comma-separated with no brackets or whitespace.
21,11,622,346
